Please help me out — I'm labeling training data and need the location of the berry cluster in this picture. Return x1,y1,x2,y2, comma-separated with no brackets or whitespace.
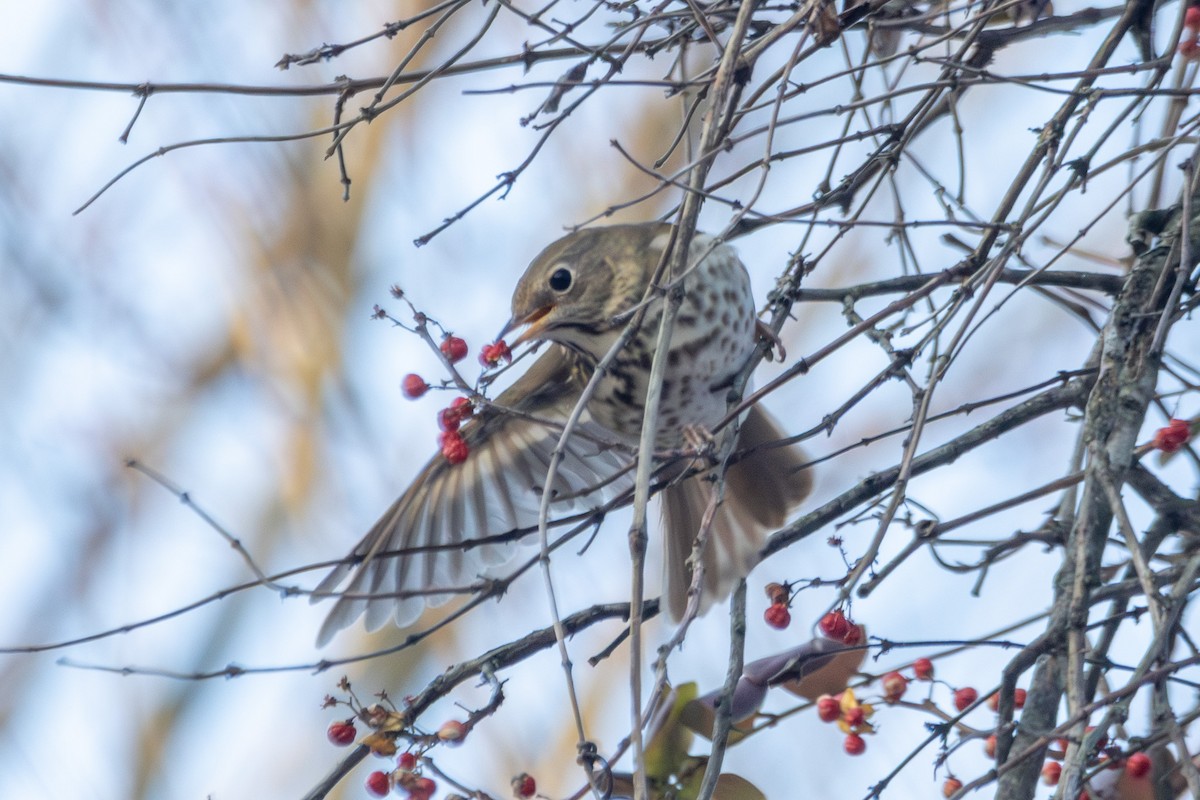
818,609,862,645
322,678,470,799
816,689,875,755
1037,730,1154,793
399,331,513,467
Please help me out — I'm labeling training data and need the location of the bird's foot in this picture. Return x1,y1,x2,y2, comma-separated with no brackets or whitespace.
755,319,786,362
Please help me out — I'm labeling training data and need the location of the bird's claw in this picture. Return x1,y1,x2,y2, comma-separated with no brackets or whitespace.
755,320,786,362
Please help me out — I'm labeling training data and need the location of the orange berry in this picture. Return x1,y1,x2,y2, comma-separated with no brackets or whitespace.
943,777,963,797
1041,761,1061,786
984,733,997,758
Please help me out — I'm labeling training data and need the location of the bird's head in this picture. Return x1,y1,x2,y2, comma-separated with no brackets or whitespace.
500,224,673,359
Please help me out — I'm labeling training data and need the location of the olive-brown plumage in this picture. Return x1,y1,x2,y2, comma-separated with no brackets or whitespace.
314,224,810,644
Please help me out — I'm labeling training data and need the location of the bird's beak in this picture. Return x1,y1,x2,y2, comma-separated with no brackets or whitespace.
499,305,554,347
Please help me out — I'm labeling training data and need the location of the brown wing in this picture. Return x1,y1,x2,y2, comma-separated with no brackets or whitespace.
314,346,633,645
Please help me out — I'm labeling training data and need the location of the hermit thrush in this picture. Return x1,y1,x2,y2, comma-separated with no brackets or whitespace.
314,224,811,645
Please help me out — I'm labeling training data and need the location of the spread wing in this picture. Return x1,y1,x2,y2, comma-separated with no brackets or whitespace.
314,345,632,645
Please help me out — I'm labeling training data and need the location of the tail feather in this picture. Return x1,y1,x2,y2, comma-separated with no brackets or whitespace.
660,405,811,621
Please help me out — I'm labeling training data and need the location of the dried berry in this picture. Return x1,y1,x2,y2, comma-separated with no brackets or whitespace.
512,772,537,798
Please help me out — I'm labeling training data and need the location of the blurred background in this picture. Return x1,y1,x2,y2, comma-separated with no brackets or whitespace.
1,2,1196,799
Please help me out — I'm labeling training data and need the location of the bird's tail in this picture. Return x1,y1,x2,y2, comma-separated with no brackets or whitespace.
660,405,811,621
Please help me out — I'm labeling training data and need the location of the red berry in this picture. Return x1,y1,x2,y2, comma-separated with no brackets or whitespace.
1180,37,1200,58
913,657,934,681
953,687,978,712
987,692,1000,712
1152,418,1191,452
819,609,851,641
882,671,908,704
397,751,417,771
479,339,513,368
440,335,468,364
842,623,864,645
440,432,469,465
1041,761,1062,786
365,770,390,798
437,719,467,743
326,719,357,746
1013,688,1026,709
439,406,462,432
942,777,963,798
1187,5,1200,29
402,373,430,399
843,706,865,727
1126,751,1151,779
450,396,474,418
816,694,841,723
764,603,791,629
843,733,866,755
512,772,537,798
412,777,437,798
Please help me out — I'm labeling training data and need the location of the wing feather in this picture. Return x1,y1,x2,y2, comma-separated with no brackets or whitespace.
314,346,633,645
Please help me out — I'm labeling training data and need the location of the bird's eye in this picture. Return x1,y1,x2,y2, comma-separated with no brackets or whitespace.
549,268,572,292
